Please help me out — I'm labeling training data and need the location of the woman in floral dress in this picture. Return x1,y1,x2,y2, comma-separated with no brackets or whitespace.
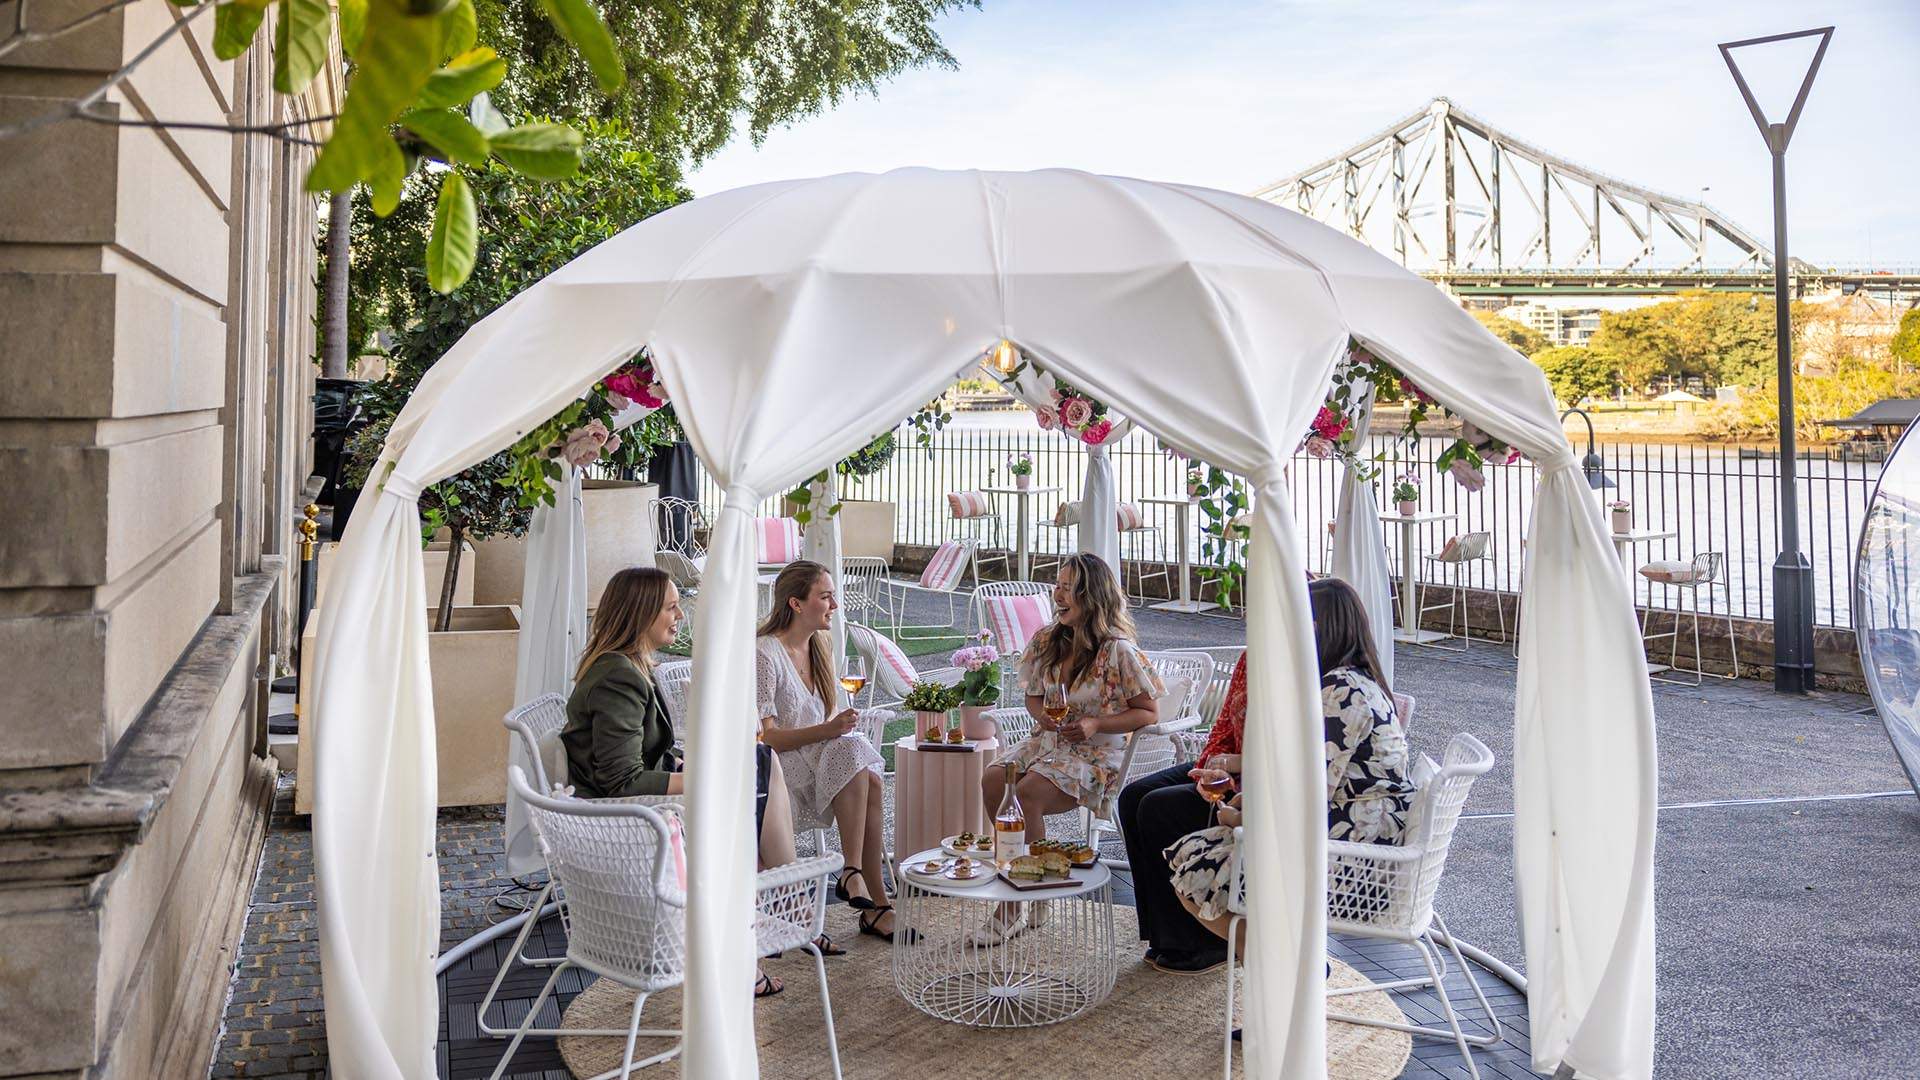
1166,577,1414,942
977,552,1164,942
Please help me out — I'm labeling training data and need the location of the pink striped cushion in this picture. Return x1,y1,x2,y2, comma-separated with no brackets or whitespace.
983,593,1053,655
756,517,802,564
851,624,917,698
947,491,993,519
1116,502,1145,530
919,540,971,590
1053,501,1080,526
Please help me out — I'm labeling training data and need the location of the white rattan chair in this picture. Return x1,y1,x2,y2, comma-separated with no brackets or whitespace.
497,768,845,1079
653,660,693,747
846,622,960,712
972,581,1054,699
1416,531,1501,651
1082,652,1206,866
1278,732,1501,1077
1169,648,1242,762
480,702,679,1042
1639,551,1738,685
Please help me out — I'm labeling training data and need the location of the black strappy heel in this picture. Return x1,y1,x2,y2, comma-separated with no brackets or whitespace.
835,866,877,910
859,905,918,944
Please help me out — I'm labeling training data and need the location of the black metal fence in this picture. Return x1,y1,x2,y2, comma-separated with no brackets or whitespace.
699,421,1880,627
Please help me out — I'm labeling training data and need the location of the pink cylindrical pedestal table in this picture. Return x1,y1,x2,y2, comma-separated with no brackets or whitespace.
892,736,999,860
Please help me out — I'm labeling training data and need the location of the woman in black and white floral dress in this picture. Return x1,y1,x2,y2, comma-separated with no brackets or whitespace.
1165,577,1414,940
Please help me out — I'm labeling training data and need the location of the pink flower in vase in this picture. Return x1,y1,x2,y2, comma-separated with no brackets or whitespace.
1447,457,1487,492
1080,418,1114,445
1059,396,1094,429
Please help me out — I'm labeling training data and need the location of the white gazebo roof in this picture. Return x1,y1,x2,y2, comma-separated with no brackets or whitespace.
310,168,1657,1080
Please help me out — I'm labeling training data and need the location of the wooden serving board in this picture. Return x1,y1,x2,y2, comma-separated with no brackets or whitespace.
997,870,1085,892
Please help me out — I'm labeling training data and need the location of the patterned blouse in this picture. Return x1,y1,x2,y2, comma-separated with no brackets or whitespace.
1322,666,1415,844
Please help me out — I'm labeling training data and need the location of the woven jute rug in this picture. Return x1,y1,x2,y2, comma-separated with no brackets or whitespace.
557,906,1410,1079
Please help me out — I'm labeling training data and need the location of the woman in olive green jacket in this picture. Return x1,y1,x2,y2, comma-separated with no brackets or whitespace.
558,567,823,994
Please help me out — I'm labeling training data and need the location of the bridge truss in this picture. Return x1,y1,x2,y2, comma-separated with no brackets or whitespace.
1253,98,1778,275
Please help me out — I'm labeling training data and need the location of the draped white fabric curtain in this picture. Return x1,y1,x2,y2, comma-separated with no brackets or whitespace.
309,169,1657,1080
1328,387,1396,685
504,467,588,875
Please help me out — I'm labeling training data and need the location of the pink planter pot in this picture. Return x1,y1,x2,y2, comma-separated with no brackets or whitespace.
1395,499,1418,516
916,710,949,742
1015,474,1031,490
1611,509,1632,533
959,704,996,741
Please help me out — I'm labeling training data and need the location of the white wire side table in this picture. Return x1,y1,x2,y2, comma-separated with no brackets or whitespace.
890,848,1118,1028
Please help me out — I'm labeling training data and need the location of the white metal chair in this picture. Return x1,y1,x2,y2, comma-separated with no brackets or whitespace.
481,700,679,1041
1234,732,1501,1079
1084,653,1206,866
840,555,893,626
1170,648,1243,762
654,660,693,747
973,580,1054,699
1639,551,1738,685
946,490,1010,582
846,622,960,712
878,538,977,639
649,496,709,560
498,769,845,1079
654,551,701,649
1117,501,1171,604
1416,531,1502,651
1030,501,1078,581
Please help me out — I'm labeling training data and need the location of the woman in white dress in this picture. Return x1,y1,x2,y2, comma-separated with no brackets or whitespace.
755,560,899,939
978,552,1164,941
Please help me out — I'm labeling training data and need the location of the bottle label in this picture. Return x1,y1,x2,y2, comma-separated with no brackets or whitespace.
994,824,1027,867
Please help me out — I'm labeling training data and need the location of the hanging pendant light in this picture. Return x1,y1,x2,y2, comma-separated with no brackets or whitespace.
991,339,1018,375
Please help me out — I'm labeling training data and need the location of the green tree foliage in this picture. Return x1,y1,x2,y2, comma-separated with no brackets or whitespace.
1533,344,1617,405
1585,292,1784,391
344,117,689,626
1471,310,1548,356
1890,307,1920,372
475,0,979,164
1702,356,1920,443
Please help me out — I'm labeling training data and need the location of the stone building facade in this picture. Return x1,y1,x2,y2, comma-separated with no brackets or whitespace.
0,5,339,1077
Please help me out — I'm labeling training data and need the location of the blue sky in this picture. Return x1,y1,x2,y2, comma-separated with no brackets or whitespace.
686,1,1920,266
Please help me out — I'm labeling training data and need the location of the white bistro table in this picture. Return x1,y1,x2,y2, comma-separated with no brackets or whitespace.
1377,510,1457,644
1610,528,1679,597
892,847,1118,1027
981,485,1061,581
1142,495,1215,613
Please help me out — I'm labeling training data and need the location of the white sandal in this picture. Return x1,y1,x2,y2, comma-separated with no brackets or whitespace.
969,905,1024,947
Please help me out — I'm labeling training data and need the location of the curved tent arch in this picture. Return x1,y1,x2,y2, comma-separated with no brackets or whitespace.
309,167,1656,1080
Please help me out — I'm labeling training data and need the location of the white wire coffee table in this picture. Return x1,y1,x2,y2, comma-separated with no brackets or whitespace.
891,847,1118,1027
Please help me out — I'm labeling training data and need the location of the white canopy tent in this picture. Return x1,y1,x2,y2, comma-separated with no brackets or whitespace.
309,168,1658,1080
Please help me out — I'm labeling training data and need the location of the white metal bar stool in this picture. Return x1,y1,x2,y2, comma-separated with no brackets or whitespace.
1117,501,1170,604
1638,551,1738,685
1416,531,1502,651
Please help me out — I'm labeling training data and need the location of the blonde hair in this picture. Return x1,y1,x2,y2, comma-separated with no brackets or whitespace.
575,567,674,682
1025,552,1137,689
756,559,837,715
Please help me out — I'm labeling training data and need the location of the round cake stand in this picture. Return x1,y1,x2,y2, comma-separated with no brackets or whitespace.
891,848,1117,1028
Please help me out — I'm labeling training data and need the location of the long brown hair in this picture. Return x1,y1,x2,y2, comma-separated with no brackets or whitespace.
1308,577,1390,695
756,559,837,715
1025,552,1137,689
575,567,674,681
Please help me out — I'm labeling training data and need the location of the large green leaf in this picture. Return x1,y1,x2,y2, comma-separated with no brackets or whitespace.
368,135,408,216
438,0,476,62
307,0,443,195
213,0,270,60
488,122,584,180
426,172,478,294
534,0,625,94
273,0,333,94
415,47,507,110
338,0,368,54
400,108,490,165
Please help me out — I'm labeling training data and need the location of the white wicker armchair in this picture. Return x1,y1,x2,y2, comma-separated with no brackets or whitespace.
499,768,845,1079
1221,732,1501,1079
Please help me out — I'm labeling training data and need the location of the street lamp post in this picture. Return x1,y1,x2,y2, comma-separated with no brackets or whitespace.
1719,26,1833,694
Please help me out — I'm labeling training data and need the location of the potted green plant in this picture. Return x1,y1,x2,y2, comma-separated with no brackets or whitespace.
1391,470,1421,516
902,680,964,743
950,630,1003,739
1007,453,1035,491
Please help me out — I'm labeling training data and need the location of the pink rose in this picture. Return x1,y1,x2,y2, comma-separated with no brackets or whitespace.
1080,418,1114,445
606,390,632,411
604,432,622,455
603,370,644,401
1059,396,1094,429
562,418,611,467
1399,377,1433,405
1447,458,1486,492
1310,405,1348,441
1498,445,1521,466
1304,435,1335,459
1034,406,1057,431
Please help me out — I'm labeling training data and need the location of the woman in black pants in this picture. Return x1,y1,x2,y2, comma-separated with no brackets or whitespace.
1118,653,1247,974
